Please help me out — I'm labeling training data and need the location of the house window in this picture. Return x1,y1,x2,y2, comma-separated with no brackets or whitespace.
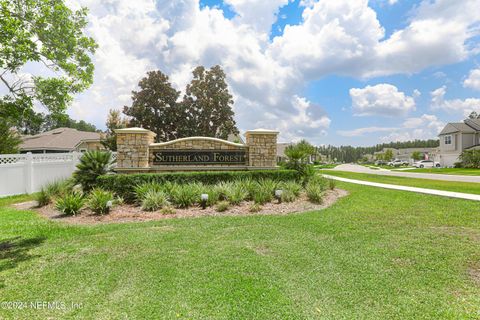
79,148,87,153
444,135,452,145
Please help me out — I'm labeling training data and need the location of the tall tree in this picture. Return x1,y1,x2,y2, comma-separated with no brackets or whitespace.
0,0,97,148
182,65,238,139
102,109,127,151
0,120,21,154
123,71,182,142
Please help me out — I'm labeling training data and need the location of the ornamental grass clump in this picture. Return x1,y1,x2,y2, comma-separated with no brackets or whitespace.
305,182,324,204
134,182,163,203
249,203,262,213
88,188,115,215
36,179,75,207
55,192,85,216
141,190,170,211
253,187,273,205
170,183,202,208
225,182,249,205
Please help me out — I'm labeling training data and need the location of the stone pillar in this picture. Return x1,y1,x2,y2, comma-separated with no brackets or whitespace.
115,128,156,170
245,129,279,168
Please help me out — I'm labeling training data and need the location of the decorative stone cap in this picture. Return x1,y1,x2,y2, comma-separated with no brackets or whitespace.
245,128,279,135
150,136,246,147
115,127,157,136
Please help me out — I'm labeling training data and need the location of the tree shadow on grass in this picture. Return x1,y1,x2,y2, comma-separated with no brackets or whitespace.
0,236,46,289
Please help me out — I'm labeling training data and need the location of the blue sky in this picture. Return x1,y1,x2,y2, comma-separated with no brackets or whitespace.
59,0,480,146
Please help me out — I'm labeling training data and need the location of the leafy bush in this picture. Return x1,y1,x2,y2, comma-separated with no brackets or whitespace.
215,201,229,212
141,190,170,211
55,193,85,216
201,185,220,206
170,183,201,208
97,170,300,202
88,188,115,215
258,179,277,195
459,149,480,168
134,182,163,203
73,151,115,191
305,182,324,204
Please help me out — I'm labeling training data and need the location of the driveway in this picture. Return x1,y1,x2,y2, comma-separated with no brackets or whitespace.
329,164,480,183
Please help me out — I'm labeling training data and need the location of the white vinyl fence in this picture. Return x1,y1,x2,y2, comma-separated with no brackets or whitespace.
0,152,83,198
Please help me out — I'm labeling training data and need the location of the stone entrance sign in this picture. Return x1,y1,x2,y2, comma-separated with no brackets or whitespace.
115,128,278,172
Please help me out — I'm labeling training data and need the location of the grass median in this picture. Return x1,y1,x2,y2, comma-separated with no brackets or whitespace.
321,170,480,195
401,168,480,176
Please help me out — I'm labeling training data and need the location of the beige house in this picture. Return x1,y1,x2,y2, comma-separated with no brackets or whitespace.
437,119,480,167
20,128,105,154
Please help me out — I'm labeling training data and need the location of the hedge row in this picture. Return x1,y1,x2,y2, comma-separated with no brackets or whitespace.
97,170,301,201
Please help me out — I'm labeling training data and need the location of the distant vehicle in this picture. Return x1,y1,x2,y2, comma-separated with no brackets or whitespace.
375,160,388,165
413,160,441,168
387,159,409,167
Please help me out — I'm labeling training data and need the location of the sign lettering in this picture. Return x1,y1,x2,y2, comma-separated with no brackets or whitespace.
153,150,247,165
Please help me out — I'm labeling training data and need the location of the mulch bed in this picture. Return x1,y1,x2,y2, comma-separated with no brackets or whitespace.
13,189,348,225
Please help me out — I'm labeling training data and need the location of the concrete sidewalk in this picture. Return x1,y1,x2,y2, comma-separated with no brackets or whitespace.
323,174,480,201
330,164,480,183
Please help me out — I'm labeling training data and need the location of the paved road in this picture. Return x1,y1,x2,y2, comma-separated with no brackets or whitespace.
329,164,480,183
323,174,480,201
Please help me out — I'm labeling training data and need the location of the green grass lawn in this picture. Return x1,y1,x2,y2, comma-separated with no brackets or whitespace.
321,170,480,195
1,184,480,319
314,163,338,169
402,168,480,176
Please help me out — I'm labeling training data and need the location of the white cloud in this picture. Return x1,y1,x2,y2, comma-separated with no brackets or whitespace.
224,0,288,34
44,0,480,144
350,84,416,117
464,68,480,90
338,126,397,137
339,114,444,142
430,86,480,116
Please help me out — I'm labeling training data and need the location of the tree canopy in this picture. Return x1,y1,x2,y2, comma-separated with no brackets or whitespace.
123,66,238,142
0,0,97,151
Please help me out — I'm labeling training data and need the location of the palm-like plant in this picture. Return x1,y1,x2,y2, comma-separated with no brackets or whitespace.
73,151,115,191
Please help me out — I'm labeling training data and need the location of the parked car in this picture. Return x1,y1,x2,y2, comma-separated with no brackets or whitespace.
387,159,409,167
413,160,441,168
375,160,388,165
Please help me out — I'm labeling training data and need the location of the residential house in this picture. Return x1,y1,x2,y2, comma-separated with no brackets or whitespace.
20,128,105,154
437,118,480,167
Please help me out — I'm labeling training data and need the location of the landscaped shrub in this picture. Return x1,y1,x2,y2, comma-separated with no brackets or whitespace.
74,151,115,191
202,185,220,206
215,201,229,212
97,170,300,202
305,182,324,204
88,188,115,215
35,188,51,207
36,179,75,207
170,183,202,208
278,181,302,196
55,193,85,216
253,187,273,205
224,182,249,205
134,182,163,203
141,190,170,211
280,189,297,203
459,149,480,168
